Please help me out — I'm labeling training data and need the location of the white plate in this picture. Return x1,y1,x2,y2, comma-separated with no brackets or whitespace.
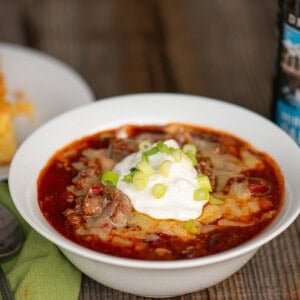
0,43,95,180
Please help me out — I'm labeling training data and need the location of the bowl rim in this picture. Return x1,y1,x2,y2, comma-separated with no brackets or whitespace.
8,92,300,270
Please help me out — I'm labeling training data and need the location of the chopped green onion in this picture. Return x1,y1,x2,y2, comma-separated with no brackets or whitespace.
133,171,149,190
209,196,225,205
123,167,138,183
142,146,159,162
123,173,134,183
101,170,119,187
166,146,176,155
139,140,152,152
197,174,212,192
159,160,172,177
183,143,197,156
193,188,209,201
136,160,155,176
99,133,113,140
182,144,198,165
157,141,168,153
151,183,167,199
171,149,183,162
184,219,201,234
186,152,198,166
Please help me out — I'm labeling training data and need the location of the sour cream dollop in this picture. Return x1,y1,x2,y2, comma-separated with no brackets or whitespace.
113,140,208,221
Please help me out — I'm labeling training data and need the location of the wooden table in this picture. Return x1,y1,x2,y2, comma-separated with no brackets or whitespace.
0,1,299,299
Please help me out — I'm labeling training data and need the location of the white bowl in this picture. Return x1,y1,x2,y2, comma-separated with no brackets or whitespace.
8,93,300,297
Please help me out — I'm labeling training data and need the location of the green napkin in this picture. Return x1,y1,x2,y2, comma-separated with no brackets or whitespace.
0,181,81,300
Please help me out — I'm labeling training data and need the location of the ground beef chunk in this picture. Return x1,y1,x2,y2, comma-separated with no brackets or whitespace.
64,184,133,229
107,138,138,161
196,156,216,190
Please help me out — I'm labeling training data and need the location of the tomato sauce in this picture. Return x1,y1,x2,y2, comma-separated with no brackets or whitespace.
37,124,284,260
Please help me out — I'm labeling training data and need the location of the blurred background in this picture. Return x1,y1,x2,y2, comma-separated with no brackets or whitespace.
0,0,277,117
2,1,298,300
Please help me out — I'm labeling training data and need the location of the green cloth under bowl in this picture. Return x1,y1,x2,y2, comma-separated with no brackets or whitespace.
0,181,81,300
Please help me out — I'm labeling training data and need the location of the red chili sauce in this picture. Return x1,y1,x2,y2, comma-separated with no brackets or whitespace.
38,123,284,260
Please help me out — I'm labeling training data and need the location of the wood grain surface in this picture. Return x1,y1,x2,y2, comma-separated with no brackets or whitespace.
0,1,299,299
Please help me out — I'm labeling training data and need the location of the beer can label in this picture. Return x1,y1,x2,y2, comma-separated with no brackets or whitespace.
276,24,300,145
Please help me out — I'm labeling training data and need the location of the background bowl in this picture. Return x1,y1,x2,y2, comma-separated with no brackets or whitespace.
0,42,95,180
8,93,300,297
